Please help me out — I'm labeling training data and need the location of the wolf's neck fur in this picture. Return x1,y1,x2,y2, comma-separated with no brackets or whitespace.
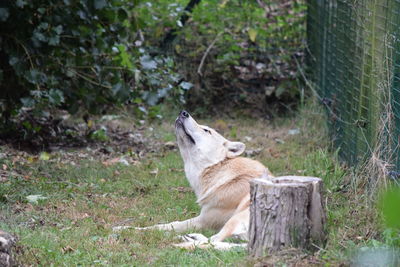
184,163,202,197
184,158,231,199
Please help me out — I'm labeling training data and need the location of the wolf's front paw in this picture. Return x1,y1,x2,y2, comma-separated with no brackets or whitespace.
209,234,222,243
174,233,209,250
179,233,209,243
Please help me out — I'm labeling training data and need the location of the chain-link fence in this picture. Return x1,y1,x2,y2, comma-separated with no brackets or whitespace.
307,0,400,174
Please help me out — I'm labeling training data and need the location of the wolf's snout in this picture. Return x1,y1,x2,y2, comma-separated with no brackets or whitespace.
179,110,190,118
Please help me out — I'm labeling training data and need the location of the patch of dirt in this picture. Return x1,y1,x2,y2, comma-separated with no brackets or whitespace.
253,248,335,267
0,113,179,183
0,109,175,157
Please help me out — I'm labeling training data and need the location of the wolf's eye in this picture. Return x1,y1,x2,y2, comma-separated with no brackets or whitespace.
203,128,211,134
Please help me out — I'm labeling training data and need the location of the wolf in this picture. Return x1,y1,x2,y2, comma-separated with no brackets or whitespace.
115,111,272,249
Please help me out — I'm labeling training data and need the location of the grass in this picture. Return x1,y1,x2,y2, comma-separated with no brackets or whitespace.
0,102,386,266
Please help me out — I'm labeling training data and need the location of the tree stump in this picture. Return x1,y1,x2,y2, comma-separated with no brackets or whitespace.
0,230,16,267
248,176,326,257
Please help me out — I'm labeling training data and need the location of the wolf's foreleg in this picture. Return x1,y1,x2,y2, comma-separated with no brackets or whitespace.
209,209,249,242
136,216,204,232
113,216,204,232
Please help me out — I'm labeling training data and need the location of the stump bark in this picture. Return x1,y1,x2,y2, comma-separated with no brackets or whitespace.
0,230,16,267
248,176,326,257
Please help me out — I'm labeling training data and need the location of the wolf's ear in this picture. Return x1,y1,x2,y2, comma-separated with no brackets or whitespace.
225,141,246,158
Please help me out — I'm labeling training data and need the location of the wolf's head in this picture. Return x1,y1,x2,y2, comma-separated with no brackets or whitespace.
175,110,245,170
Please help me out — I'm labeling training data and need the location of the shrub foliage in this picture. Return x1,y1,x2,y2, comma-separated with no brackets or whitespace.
137,0,306,113
0,0,306,129
0,0,142,119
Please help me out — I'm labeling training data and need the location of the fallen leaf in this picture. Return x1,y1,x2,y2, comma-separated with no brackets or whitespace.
248,28,258,42
87,119,94,129
62,246,75,254
288,128,300,135
118,158,129,166
164,141,176,150
26,194,48,204
27,156,38,163
244,136,252,142
102,157,120,166
150,168,158,176
269,148,281,158
39,152,50,161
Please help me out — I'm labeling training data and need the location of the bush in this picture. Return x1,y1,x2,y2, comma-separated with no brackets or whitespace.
0,0,306,134
137,0,306,113
0,0,140,118
0,0,194,142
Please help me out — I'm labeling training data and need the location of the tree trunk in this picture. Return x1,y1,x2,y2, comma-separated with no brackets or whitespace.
0,230,16,267
248,176,326,258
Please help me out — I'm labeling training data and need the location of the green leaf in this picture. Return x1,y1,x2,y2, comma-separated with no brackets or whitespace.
133,98,142,104
33,31,47,42
39,152,51,161
180,82,193,90
143,92,159,106
77,10,87,20
48,89,64,105
38,22,49,30
275,86,286,98
9,57,19,66
54,25,63,34
90,128,109,142
66,69,75,78
111,83,122,96
0,8,9,22
94,0,107,9
22,121,32,130
140,55,157,70
118,8,128,20
26,69,46,84
37,7,46,14
158,86,172,98
112,82,129,101
117,45,133,69
248,28,258,42
21,97,35,108
16,0,27,8
48,36,60,46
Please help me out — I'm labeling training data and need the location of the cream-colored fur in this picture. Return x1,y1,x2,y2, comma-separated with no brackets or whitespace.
114,111,272,250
